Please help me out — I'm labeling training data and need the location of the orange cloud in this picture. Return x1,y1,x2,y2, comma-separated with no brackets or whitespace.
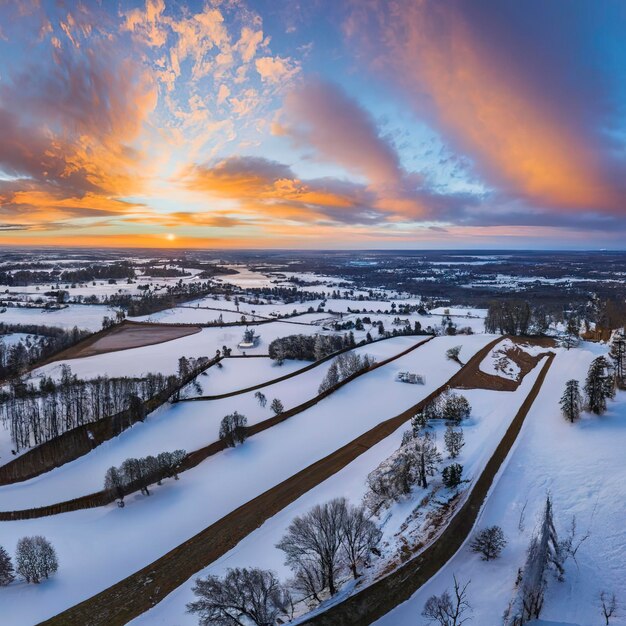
347,0,624,213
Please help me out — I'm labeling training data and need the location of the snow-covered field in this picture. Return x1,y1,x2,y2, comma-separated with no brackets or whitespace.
0,335,478,509
26,320,325,381
0,259,622,626
130,348,546,626
0,304,114,331
0,335,492,624
375,342,625,626
480,337,522,380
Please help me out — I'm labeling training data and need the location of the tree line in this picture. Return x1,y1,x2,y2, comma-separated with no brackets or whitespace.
560,337,624,423
104,449,186,506
269,333,356,364
0,365,181,452
0,323,90,380
317,352,377,394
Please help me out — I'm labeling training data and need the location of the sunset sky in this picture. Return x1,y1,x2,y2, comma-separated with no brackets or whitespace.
0,0,625,249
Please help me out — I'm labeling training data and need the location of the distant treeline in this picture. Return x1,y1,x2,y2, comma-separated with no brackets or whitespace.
0,262,135,286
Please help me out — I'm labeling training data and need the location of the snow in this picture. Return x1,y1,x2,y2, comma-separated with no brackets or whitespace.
191,357,304,396
429,307,487,318
26,320,325,381
0,335,494,625
130,307,266,325
130,347,545,626
0,336,455,508
374,342,625,626
0,304,114,331
0,333,40,347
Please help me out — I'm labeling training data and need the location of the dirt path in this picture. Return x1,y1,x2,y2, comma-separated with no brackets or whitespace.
453,335,554,391
39,337,508,626
301,351,555,626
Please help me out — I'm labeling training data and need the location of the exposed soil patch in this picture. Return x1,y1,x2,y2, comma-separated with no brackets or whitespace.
51,321,201,361
454,335,555,391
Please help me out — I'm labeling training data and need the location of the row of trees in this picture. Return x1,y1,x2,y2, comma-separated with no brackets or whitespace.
104,449,186,505
0,323,90,380
318,352,376,394
0,366,175,452
0,537,58,586
269,333,356,364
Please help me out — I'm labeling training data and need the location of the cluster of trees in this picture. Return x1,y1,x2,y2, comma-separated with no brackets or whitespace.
104,449,186,504
0,262,134,286
187,497,381,624
253,393,284,415
277,498,381,600
560,353,617,422
0,323,90,379
364,430,444,514
0,537,58,585
363,392,471,514
0,366,175,451
609,333,625,388
269,333,356,364
107,279,217,317
485,300,537,335
417,391,472,425
318,352,376,393
219,412,248,447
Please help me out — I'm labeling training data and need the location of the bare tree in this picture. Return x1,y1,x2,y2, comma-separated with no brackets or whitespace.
559,515,591,567
422,575,471,626
104,466,126,506
290,557,325,604
254,391,267,408
277,498,347,597
187,567,291,626
341,504,382,579
599,591,618,625
446,346,463,365
219,411,248,447
470,526,507,561
507,495,564,625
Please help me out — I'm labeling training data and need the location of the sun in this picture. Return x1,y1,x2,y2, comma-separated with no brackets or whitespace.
166,233,176,242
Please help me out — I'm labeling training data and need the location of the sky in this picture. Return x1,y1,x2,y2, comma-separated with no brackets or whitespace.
0,0,625,250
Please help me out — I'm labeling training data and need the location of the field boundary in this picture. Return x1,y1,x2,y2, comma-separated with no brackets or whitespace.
183,332,433,401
